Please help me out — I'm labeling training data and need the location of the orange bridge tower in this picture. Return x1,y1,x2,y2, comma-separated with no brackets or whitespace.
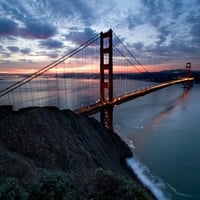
100,29,113,131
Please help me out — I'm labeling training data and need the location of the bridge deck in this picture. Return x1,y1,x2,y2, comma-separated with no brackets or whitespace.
75,77,194,115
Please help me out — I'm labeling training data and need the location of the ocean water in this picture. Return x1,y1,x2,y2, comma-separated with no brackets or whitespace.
1,76,199,199
114,84,200,200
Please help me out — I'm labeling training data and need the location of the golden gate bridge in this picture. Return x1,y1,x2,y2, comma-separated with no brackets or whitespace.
0,29,194,130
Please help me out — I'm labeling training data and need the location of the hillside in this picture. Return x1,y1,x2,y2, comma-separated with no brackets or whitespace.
0,106,154,199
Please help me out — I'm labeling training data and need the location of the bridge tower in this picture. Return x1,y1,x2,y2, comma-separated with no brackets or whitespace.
185,62,191,77
100,29,113,130
184,62,192,89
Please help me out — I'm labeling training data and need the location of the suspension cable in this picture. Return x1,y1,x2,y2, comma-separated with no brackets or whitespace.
113,44,142,73
113,31,149,73
0,34,100,97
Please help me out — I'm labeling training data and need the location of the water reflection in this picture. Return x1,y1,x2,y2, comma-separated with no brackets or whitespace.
131,87,191,147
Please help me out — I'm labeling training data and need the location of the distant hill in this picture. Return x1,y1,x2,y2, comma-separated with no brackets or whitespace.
1,68,199,83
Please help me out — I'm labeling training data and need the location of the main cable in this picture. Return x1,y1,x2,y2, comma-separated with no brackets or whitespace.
0,34,100,97
113,31,149,73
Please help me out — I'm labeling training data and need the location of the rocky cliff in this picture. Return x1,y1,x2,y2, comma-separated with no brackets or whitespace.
0,106,154,199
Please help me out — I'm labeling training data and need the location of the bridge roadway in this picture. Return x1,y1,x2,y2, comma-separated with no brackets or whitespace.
75,77,194,115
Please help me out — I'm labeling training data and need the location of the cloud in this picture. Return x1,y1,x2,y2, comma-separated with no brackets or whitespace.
20,48,31,54
65,28,98,45
0,18,18,36
0,0,200,71
133,42,144,50
0,45,10,58
0,17,57,40
40,39,63,49
171,0,183,19
70,0,94,25
190,23,200,38
127,15,143,30
6,46,31,55
140,0,164,25
7,46,19,52
45,52,59,58
22,0,94,26
156,26,170,46
128,0,184,31
144,39,199,65
190,22,200,47
21,21,57,39
126,0,200,65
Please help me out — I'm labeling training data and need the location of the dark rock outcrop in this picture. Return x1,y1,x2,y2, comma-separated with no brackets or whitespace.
0,106,156,199
0,106,132,179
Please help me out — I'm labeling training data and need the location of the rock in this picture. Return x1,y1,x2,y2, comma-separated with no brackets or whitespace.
0,106,132,178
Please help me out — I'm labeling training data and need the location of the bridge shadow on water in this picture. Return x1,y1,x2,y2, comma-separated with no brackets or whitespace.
127,87,191,148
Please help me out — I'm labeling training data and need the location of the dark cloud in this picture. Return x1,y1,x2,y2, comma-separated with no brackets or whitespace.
171,0,183,19
141,0,164,25
144,39,200,65
40,39,63,49
7,46,19,52
156,26,170,46
20,48,31,54
133,42,144,50
190,22,200,46
0,17,57,40
192,38,200,46
190,23,200,38
6,46,31,55
46,52,59,58
186,10,200,27
71,0,94,25
0,45,10,58
65,28,98,45
21,22,57,39
127,15,143,30
0,18,18,36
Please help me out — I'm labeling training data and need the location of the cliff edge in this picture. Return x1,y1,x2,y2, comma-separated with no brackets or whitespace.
0,106,154,199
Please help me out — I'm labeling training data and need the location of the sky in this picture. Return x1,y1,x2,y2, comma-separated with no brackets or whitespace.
0,0,199,73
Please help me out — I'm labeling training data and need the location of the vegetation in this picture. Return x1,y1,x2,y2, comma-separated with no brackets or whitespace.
88,168,150,200
0,169,151,200
0,177,28,200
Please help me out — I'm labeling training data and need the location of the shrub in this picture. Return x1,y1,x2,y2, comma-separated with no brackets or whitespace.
0,169,151,200
0,177,28,200
29,171,77,200
89,168,149,200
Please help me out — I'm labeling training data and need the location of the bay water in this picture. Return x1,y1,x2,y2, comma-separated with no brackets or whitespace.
114,84,200,200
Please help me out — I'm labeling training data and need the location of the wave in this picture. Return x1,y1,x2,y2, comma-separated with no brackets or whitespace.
166,183,198,199
115,125,168,199
115,124,197,200
126,157,169,200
